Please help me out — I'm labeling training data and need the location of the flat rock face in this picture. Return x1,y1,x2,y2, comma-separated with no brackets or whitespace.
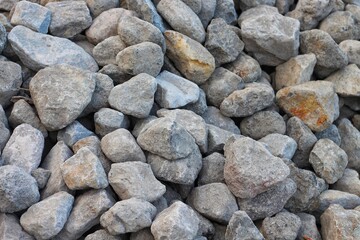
225,211,265,240
224,137,290,199
29,64,96,131
8,26,98,72
276,81,339,132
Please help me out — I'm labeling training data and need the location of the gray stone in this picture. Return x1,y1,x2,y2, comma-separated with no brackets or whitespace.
164,30,215,85
309,139,348,184
94,108,129,138
98,64,132,85
130,228,154,240
85,229,122,240
258,134,297,159
151,196,168,215
353,114,360,130
0,122,10,152
31,168,51,189
9,99,48,137
100,198,157,235
214,0,237,25
57,121,94,147
187,183,238,224
0,105,8,129
224,52,262,83
315,124,341,146
29,64,96,131
132,116,157,138
213,223,227,240
147,147,202,185
344,97,360,111
220,82,275,117
0,60,22,108
10,1,51,33
75,40,95,58
61,147,108,190
195,211,216,238
2,124,44,173
275,53,316,90
108,73,157,118
181,0,201,13
239,0,275,11
108,162,165,202
151,201,199,240
197,152,225,185
240,9,300,66
225,211,265,240
0,22,7,54
20,191,74,240
261,212,301,240
296,213,321,240
118,15,165,52
339,40,360,67
325,64,360,97
40,141,73,199
300,29,348,78
155,70,200,109
238,178,296,221
157,0,205,43
338,118,360,171
0,0,19,11
8,26,98,72
201,106,240,134
198,0,216,27
86,0,119,17
116,42,163,77
93,36,126,66
240,111,286,140
207,124,238,153
224,137,290,199
333,168,360,196
56,189,116,240
0,213,34,240
205,18,243,66
182,88,208,115
201,67,244,108
0,165,40,213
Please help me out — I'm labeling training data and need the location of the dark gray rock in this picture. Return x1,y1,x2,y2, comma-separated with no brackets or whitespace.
338,118,360,171
207,124,238,154
130,228,154,240
214,0,237,25
0,60,22,108
182,88,208,116
57,121,94,147
86,0,119,17
201,106,240,134
93,36,126,66
85,229,122,240
296,213,322,240
197,152,225,185
31,168,51,189
0,122,9,152
261,212,301,240
225,211,265,240
315,124,341,146
198,0,216,28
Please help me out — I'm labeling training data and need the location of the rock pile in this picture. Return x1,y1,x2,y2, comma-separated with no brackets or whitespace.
0,0,359,239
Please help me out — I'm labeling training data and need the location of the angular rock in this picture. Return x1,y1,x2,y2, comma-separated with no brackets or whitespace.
0,213,34,240
0,0,19,11
315,124,341,146
197,152,225,185
61,147,108,190
201,106,240,134
85,229,122,240
198,0,216,27
224,52,262,83
339,39,360,67
275,53,316,90
0,60,22,108
182,88,208,115
0,122,9,152
86,0,119,17
325,64,360,97
333,168,360,196
224,137,290,199
108,162,165,202
151,201,199,240
277,81,339,132
31,168,51,189
225,211,265,240
29,64,96,131
108,73,157,118
207,124,238,153
94,108,129,137
8,26,98,72
0,165,40,213
261,212,301,240
93,36,126,66
214,0,237,25
239,0,275,11
2,124,44,173
100,198,157,235
181,0,201,13
20,191,74,240
57,121,94,147
0,22,6,53
116,42,163,77
338,118,360,171
296,213,322,240
164,30,215,85
258,133,297,159
132,116,157,138
130,228,154,240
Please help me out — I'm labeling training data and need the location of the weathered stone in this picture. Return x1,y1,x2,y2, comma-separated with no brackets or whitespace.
220,82,275,117
224,52,262,83
61,147,108,190
296,213,322,240
85,229,122,240
2,124,44,173
99,64,132,85
0,22,6,53
108,73,157,118
181,0,201,13
0,122,9,152
164,30,215,85
116,42,163,77
277,81,339,132
276,0,295,14
86,0,119,17
56,189,115,240
339,39,360,67
0,213,34,240
151,201,199,240
237,179,297,221
0,0,19,11
94,108,129,137
224,137,290,199
100,198,157,235
20,191,74,240
214,0,237,25
130,228,154,240
197,152,225,185
333,168,360,196
57,121,94,147
29,64,96,131
325,64,360,97
182,88,208,115
258,134,297,159
225,211,265,240
213,223,227,240
261,212,301,240
207,124,238,154
8,26,98,72
157,0,205,43
0,60,22,108
338,118,360,171
0,165,40,213
201,106,240,134
275,53,316,90
239,0,275,11
300,29,348,78
132,116,157,138
315,124,341,146
198,0,216,27
31,168,51,189
93,36,126,66
108,162,165,202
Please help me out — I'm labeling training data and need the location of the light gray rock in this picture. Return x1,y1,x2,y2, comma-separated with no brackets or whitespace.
130,228,154,240
0,22,6,53
333,168,360,196
0,122,10,152
155,70,200,109
57,121,94,147
29,64,96,131
116,42,163,77
258,134,297,159
10,1,51,33
56,189,116,240
132,116,157,138
0,60,22,108
201,106,240,134
108,73,157,118
108,162,165,202
0,165,40,213
181,0,201,13
197,152,225,185
0,0,19,11
2,124,44,173
224,52,262,83
0,213,34,240
207,124,238,154
86,0,119,17
61,147,108,190
339,39,360,67
0,105,8,129
20,191,74,240
85,229,122,240
338,118,360,171
296,213,321,240
315,124,341,146
225,211,265,240
220,82,275,117
198,0,216,27
182,88,208,115
325,64,360,97
93,36,126,66
94,108,129,137
151,201,199,240
214,0,237,25
224,137,290,199
100,198,157,235
8,26,98,72
261,212,301,240
31,168,51,189
239,0,275,11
